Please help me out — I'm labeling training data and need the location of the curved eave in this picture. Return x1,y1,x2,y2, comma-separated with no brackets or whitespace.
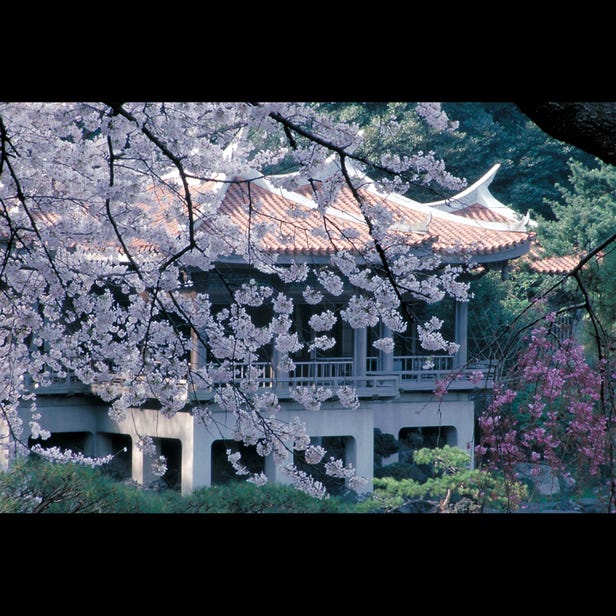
422,164,516,217
438,237,535,265
348,162,531,233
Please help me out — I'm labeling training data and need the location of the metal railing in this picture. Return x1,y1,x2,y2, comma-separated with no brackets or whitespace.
27,354,496,401
367,354,454,373
24,370,87,393
290,359,353,380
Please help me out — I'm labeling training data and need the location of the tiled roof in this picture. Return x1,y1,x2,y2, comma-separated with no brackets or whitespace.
525,245,581,275
214,181,376,256
280,180,533,259
451,204,514,223
529,254,580,275
2,163,535,265
360,188,533,257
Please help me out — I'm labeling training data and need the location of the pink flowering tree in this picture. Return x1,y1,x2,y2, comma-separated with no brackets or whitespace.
0,102,473,497
474,305,615,511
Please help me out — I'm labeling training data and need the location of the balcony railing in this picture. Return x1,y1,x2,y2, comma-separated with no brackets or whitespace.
24,371,88,394
26,355,496,401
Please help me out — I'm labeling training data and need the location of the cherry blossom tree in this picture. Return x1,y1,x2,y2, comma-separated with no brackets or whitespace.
0,102,472,497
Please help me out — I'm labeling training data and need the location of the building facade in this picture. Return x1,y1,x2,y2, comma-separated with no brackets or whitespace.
6,162,535,495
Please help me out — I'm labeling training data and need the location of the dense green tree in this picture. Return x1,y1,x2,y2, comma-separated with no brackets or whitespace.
0,456,354,513
517,102,616,168
0,456,180,513
357,445,527,513
538,159,616,343
317,102,597,219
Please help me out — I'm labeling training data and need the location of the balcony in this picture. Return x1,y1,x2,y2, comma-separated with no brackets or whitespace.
367,355,492,391
26,355,495,403
24,371,89,395
190,355,494,401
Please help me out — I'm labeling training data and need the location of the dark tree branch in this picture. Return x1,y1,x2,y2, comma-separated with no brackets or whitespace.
516,102,616,167
103,102,198,254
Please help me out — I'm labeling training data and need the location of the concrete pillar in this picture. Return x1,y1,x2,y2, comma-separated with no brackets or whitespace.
131,438,145,486
353,327,367,386
272,347,289,385
454,300,468,368
185,421,211,493
191,328,208,394
380,325,394,372
83,431,95,457
454,411,475,469
265,444,294,486
0,415,9,471
345,432,373,495
142,438,162,487
180,437,193,494
190,328,200,372
93,433,113,459
344,435,356,471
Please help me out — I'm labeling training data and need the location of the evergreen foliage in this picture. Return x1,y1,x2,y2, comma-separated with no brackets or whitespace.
0,457,354,513
317,102,597,219
539,160,616,342
358,445,527,513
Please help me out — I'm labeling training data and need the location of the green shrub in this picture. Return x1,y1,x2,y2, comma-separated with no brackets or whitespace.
373,461,429,481
180,482,355,513
0,456,356,513
358,446,528,513
0,457,180,513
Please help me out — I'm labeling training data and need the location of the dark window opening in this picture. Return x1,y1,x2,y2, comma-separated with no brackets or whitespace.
293,435,351,496
28,431,92,456
211,440,265,485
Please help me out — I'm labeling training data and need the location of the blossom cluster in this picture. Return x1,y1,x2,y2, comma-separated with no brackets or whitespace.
308,310,337,332
290,385,334,412
30,444,116,468
417,316,460,354
475,318,612,499
0,101,481,499
283,464,328,500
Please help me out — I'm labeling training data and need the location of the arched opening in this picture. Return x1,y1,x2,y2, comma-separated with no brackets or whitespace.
211,440,265,485
398,426,457,464
98,433,132,481
157,437,182,491
293,435,354,496
28,431,92,456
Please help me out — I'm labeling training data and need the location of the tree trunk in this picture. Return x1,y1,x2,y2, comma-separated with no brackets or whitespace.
516,102,616,167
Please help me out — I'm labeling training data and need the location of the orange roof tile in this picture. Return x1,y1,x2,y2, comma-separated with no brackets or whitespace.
1,166,536,265
293,182,533,259
213,181,374,256
529,254,580,275
452,204,514,223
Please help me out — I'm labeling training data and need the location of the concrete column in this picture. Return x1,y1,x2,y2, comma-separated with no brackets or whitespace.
190,328,200,372
379,325,394,372
344,435,356,471
186,421,212,493
191,327,208,372
345,432,373,495
453,406,476,469
0,415,9,471
265,445,294,486
131,439,145,486
353,327,367,386
93,433,113,459
83,431,95,457
142,438,162,487
180,437,193,494
182,421,212,494
272,347,289,385
454,300,468,368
